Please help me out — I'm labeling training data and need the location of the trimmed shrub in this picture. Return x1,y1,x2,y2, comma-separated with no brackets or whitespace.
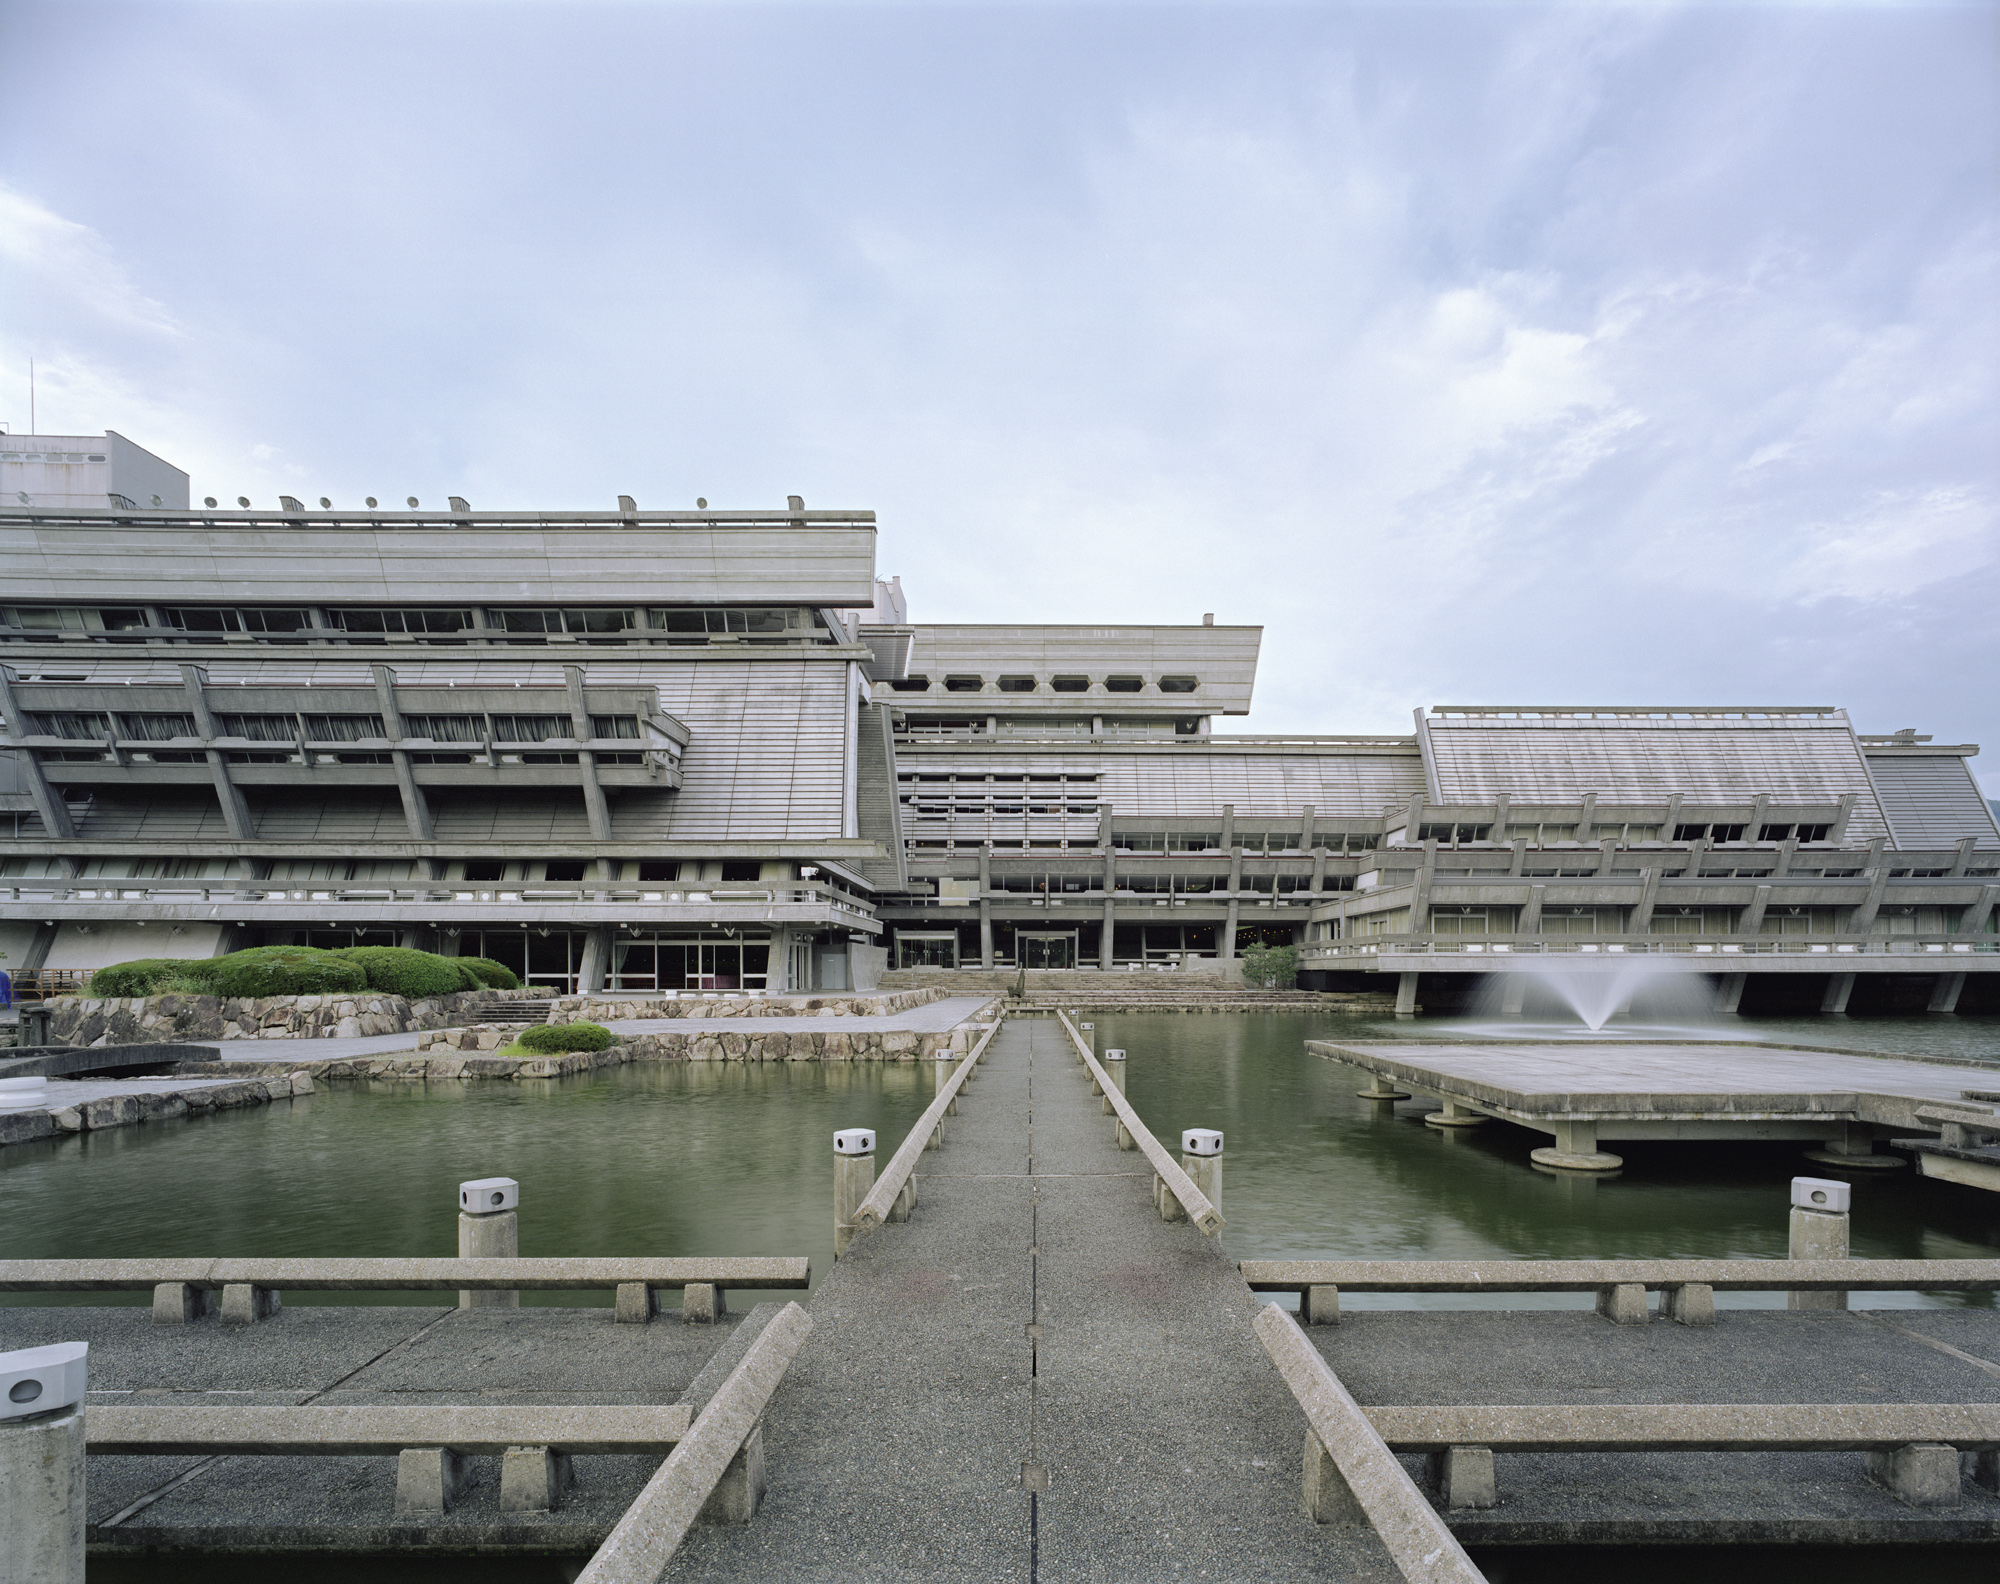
1239,942,1299,991
202,947,367,999
455,956,523,991
328,947,467,998
87,958,223,997
516,1021,615,1054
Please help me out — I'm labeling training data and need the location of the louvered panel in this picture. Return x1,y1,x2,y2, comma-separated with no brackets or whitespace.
1425,716,1892,839
72,789,236,841
248,789,406,841
1865,756,2000,847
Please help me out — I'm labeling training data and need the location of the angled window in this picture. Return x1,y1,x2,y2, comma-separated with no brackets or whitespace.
997,675,1037,692
1050,675,1090,692
1104,675,1143,693
1157,675,1197,693
943,674,984,693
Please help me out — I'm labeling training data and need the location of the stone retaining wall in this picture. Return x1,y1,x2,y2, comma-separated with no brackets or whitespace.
0,1072,315,1149
547,988,948,1022
43,987,539,1047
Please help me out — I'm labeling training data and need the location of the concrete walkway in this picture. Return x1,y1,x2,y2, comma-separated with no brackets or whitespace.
669,1016,1395,1582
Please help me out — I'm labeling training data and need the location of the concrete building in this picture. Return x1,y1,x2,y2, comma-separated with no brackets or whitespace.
2,436,1996,1011
1,432,188,513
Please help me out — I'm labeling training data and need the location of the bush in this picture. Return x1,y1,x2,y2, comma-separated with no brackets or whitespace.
1239,942,1299,991
87,958,223,997
328,946,468,998
455,956,523,990
202,947,367,998
516,1021,615,1054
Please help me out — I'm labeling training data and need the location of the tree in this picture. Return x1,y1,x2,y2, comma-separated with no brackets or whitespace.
1239,942,1298,990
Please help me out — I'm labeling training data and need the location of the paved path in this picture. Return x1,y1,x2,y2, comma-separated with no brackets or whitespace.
9,1074,250,1109
669,1016,1393,1582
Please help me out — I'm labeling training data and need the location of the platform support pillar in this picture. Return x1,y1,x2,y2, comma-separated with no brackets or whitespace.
1928,973,1965,1015
1820,973,1855,1015
1394,972,1419,1018
1716,972,1747,1015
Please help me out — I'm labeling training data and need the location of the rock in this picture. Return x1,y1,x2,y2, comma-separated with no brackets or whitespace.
334,1016,361,1039
289,1070,315,1095
50,1107,83,1133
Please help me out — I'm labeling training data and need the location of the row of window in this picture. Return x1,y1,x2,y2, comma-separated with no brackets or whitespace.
1,605,826,640
1330,904,1988,937
888,673,1199,694
21,710,643,744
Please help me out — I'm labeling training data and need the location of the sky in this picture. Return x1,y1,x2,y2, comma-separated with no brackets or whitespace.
2,2,1995,789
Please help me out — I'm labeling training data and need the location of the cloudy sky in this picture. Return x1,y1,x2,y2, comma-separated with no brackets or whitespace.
2,2,1994,786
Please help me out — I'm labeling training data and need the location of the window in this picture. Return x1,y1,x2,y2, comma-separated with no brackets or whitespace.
888,675,931,692
1760,907,1835,937
26,710,112,739
119,712,201,741
997,676,1037,692
1158,676,1197,693
943,675,984,692
462,860,506,882
1797,823,1833,843
490,714,571,743
218,713,297,742
1104,675,1143,693
1418,823,1492,845
98,609,147,631
588,714,640,739
1051,675,1089,693
637,861,680,882
720,861,764,882
404,713,485,743
647,608,806,636
1430,908,1490,935
543,860,587,882
333,608,473,634
303,714,388,742
501,608,634,634
1675,822,1747,843
164,608,307,633
1539,908,1601,936
6,607,87,631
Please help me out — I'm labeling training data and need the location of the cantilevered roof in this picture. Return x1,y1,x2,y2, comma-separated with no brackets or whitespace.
1419,708,1892,840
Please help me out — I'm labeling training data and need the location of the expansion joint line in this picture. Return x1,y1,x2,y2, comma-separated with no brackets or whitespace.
1027,1023,1042,1584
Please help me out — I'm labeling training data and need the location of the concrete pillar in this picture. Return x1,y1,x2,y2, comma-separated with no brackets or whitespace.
1928,973,1965,1015
500,1446,575,1513
1594,1283,1648,1325
1789,1176,1849,1311
1303,1284,1341,1325
1529,1118,1624,1173
615,1282,655,1324
1820,973,1856,1015
833,1128,875,1257
1302,1430,1364,1525
1220,803,1235,851
682,1282,726,1324
1866,1443,1962,1508
1428,1445,1496,1509
978,847,995,969
458,1176,520,1309
396,1447,474,1514
0,1404,85,1584
1179,1130,1222,1219
1394,972,1419,1017
153,1282,216,1323
1423,1099,1488,1130
1222,897,1239,959
1520,884,1545,934
699,1424,768,1521
1715,973,1747,1015
0,665,77,838
1101,1046,1126,1115
1498,976,1526,1017
220,1284,281,1325
1662,1283,1716,1326
577,926,612,995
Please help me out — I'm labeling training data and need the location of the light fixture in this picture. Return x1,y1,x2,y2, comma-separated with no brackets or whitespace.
365,496,378,507
318,496,331,509
406,496,419,508
236,496,250,508
695,497,707,508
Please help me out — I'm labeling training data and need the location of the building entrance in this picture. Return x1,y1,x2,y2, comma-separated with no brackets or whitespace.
610,931,770,992
1016,931,1077,970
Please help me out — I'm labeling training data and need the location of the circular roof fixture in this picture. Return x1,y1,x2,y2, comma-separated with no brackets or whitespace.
406,496,419,508
236,496,250,508
696,497,707,508
319,496,331,508
203,496,217,507
365,496,378,507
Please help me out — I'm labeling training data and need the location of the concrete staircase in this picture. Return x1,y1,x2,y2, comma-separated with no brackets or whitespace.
473,998,556,1026
876,968,1390,1011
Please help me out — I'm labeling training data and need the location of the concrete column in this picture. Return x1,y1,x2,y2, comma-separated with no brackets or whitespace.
1739,884,1773,939
0,665,76,838
1660,793,1684,844
1821,973,1856,1015
1100,832,1116,970
1772,837,1799,879
1928,973,1965,1015
1220,803,1235,851
1746,793,1770,845
1829,791,1856,844
1848,865,1890,936
578,926,612,994
1423,1099,1487,1130
1575,793,1597,846
1310,847,1328,894
1961,885,1999,940
0,1405,85,1584
1507,838,1527,879
1529,1118,1623,1173
458,1176,520,1309
1520,884,1545,935
368,663,435,841
1299,803,1316,852
1949,836,1978,878
1498,976,1526,1017
978,849,994,968
1221,845,1244,960
1629,867,1661,937
1393,972,1418,1017
180,664,255,839
833,1129,875,1257
1715,973,1747,1015
1788,1177,1848,1311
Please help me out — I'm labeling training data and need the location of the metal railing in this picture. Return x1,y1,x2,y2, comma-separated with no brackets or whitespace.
1301,935,1997,960
0,969,89,1003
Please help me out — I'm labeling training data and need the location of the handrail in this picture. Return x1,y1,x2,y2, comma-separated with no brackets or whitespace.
852,1016,1005,1232
87,1403,693,1457
1359,1402,2000,1454
1053,1009,1223,1236
1252,1304,1485,1584
0,1256,810,1292
1239,1258,2000,1294
576,1301,814,1583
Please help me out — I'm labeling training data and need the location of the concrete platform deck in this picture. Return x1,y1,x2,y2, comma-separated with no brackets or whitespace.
1313,1039,2000,1141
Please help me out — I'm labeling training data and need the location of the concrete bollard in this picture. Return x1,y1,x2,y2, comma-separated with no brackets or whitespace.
1304,1285,1342,1326
152,1282,217,1324
1,1343,88,1584
615,1282,656,1324
932,1054,959,1114
458,1176,521,1309
1176,1128,1223,1221
396,1446,475,1514
1662,1282,1716,1326
1866,1442,1962,1507
834,1128,875,1257
1594,1283,1649,1326
221,1284,282,1325
1788,1176,1849,1311
1103,1047,1128,1119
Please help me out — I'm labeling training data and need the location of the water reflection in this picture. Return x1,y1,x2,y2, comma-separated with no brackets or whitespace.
1103,1011,1999,1312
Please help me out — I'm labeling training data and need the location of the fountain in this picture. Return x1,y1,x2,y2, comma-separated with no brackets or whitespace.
1521,957,1714,1031
1453,958,1721,1039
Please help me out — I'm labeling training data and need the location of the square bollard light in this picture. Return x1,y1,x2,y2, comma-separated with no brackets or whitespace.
459,1176,521,1310
2,1342,88,1584
834,1129,876,1257
1789,1175,1850,1311
1178,1129,1223,1218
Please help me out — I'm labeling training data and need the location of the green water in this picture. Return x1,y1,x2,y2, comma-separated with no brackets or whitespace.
0,1062,936,1305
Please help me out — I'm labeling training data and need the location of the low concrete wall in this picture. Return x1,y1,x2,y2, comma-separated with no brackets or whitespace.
548,988,948,1022
42,988,538,1047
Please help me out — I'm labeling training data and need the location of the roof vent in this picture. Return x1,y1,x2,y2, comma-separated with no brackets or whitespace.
449,496,471,513
279,495,305,512
787,495,805,512
618,494,637,513
1202,613,1214,626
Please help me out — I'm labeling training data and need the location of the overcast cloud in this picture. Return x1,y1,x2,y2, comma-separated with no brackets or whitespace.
1,2,1994,788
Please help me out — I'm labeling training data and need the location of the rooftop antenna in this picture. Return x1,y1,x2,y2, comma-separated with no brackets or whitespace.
28,357,34,433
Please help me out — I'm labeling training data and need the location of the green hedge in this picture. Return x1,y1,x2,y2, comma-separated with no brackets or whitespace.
202,947,368,998
327,947,469,999
515,1021,615,1054
455,957,523,990
87,958,221,997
